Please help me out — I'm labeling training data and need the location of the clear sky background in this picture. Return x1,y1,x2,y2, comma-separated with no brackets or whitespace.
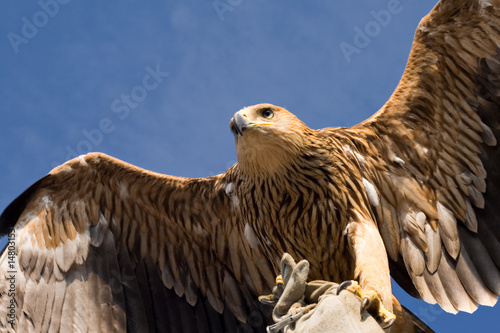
1,0,499,331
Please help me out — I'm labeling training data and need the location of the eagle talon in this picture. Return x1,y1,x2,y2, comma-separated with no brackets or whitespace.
258,275,285,305
258,293,278,305
360,297,371,315
380,317,396,329
336,280,396,329
375,306,397,329
336,280,354,295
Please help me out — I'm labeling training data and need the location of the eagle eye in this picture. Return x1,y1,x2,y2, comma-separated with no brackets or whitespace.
261,108,274,119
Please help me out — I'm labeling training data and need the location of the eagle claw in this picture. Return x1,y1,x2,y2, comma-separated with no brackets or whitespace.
258,275,285,305
360,296,371,315
336,280,355,296
258,293,278,305
336,280,396,329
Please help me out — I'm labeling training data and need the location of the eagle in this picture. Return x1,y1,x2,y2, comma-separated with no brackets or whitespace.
1,0,500,332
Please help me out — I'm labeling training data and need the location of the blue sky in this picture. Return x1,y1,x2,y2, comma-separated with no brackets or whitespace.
1,0,498,331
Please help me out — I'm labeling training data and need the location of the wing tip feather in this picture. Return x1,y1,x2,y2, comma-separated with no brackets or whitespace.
0,175,50,236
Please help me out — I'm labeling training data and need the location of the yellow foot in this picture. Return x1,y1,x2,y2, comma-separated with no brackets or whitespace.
258,275,284,305
336,280,396,329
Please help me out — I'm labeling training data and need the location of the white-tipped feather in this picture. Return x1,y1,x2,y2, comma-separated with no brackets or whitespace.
362,178,380,207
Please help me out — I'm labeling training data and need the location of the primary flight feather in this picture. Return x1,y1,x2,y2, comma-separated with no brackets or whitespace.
1,0,500,332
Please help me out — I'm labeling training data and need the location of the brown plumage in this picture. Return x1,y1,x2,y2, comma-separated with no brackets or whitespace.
1,0,500,332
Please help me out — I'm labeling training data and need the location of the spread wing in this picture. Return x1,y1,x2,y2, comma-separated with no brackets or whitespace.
0,153,275,332
329,0,500,313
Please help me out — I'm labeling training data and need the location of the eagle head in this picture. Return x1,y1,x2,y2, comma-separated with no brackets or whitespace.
230,103,312,176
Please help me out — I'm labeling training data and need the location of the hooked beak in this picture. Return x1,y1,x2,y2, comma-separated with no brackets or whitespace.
230,112,250,136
